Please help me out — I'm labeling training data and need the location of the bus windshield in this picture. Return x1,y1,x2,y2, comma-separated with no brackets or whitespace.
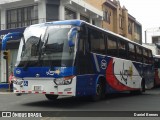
15,24,78,67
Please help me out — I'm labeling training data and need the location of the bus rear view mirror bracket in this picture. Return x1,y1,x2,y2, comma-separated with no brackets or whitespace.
68,27,78,48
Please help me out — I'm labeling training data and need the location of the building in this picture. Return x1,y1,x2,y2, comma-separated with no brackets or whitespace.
102,0,142,44
0,0,103,83
144,27,160,55
0,0,142,83
145,27,160,44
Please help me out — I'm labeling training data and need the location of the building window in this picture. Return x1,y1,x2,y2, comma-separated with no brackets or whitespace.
134,25,141,34
119,15,123,29
65,8,76,20
104,10,111,24
128,21,132,34
152,36,160,44
80,14,89,23
7,5,38,29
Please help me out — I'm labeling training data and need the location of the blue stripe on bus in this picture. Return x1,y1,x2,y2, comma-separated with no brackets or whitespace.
14,67,76,78
76,74,118,97
45,20,83,26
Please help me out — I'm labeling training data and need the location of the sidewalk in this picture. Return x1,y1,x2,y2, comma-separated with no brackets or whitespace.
146,87,160,95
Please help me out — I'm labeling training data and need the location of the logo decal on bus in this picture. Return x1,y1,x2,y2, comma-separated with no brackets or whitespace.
101,59,107,70
120,62,133,84
46,69,60,76
23,81,28,86
16,69,21,74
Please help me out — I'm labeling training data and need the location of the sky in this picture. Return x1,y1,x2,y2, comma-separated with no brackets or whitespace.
119,0,160,43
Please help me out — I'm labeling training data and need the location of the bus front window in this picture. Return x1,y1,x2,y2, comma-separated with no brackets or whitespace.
16,25,78,67
41,25,78,67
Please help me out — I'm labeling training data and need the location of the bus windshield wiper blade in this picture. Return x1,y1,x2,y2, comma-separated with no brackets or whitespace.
36,35,42,55
42,34,49,53
23,35,42,70
38,35,43,63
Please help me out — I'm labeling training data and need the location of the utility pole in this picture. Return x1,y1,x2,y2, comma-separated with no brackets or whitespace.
3,51,9,83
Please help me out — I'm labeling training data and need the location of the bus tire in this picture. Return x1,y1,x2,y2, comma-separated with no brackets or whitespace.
130,79,145,94
153,79,156,88
140,79,145,93
16,93,22,96
45,94,58,100
91,78,105,101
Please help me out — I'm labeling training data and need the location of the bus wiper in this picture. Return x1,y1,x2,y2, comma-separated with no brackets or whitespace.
21,36,26,57
42,34,49,53
36,35,42,55
23,35,42,70
38,35,43,63
22,36,26,48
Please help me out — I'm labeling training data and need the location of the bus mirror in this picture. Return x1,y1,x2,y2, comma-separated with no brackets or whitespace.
68,27,78,47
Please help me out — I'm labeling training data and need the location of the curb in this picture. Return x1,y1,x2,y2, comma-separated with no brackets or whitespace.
0,88,13,92
0,92,14,95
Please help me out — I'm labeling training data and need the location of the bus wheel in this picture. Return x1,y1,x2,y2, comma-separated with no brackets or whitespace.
130,80,145,94
91,79,105,101
16,93,22,96
45,94,58,100
140,79,145,93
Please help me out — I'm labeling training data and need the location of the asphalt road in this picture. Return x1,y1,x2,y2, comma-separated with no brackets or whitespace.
1,88,160,120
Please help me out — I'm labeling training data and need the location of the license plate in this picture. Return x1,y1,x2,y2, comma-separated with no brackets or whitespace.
34,86,42,91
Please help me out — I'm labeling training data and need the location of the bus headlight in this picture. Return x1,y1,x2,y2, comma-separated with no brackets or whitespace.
54,76,74,85
54,78,64,85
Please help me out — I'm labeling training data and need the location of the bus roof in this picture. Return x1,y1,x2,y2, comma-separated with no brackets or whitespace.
45,19,82,26
154,55,160,58
29,19,150,51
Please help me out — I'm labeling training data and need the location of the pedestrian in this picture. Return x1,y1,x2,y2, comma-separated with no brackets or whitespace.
9,72,14,92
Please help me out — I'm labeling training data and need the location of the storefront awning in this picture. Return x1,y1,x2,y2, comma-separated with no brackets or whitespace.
0,27,25,50
0,27,25,41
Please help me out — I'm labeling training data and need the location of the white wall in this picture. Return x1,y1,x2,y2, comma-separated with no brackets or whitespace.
1,8,6,30
145,28,160,43
38,0,46,23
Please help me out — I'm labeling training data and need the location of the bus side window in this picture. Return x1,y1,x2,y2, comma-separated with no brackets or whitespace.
154,57,160,68
118,39,126,59
90,29,105,54
107,36,118,57
136,46,143,62
148,50,153,64
79,38,84,52
128,43,136,61
143,49,149,64
158,58,160,68
154,58,159,67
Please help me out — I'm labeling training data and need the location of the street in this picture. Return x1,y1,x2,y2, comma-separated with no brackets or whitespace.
0,88,160,120
1,88,160,111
